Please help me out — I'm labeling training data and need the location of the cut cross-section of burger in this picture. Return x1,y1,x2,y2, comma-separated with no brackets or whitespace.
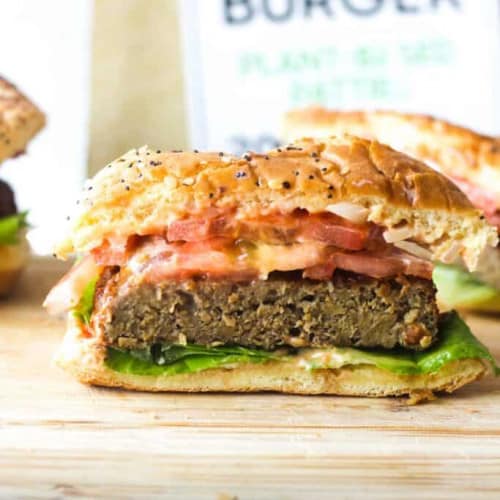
45,136,499,399
0,77,45,297
283,108,500,312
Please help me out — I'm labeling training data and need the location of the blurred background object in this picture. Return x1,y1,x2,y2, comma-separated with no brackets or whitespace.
0,76,45,297
1,0,499,254
90,0,187,175
180,0,500,152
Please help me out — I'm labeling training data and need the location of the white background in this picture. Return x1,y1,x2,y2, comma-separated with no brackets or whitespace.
180,0,500,153
0,0,92,254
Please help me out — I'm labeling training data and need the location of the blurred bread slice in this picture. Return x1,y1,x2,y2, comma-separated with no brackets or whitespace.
283,108,500,212
0,76,45,164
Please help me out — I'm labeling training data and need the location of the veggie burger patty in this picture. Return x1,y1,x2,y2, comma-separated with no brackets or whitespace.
95,270,439,352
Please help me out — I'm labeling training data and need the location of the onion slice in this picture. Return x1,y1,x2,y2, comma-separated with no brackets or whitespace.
394,240,433,261
383,226,413,243
44,255,101,315
439,242,462,264
326,202,369,224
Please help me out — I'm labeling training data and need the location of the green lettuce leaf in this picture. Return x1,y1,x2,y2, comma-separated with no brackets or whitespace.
105,312,498,377
106,343,280,376
73,278,98,325
433,264,500,312
0,212,28,245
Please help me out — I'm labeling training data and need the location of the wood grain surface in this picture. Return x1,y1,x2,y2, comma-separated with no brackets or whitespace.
1,257,500,499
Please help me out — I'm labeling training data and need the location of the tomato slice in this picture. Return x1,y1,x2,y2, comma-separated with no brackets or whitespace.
167,210,369,250
301,213,368,250
85,211,430,282
167,216,231,242
304,250,432,281
333,251,432,280
91,235,139,265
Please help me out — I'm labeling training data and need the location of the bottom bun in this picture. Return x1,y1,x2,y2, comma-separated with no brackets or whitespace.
55,317,490,400
0,235,29,297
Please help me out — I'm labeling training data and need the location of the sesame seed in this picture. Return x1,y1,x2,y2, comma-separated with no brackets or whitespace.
277,148,282,153
327,194,333,199
321,167,327,172
282,181,291,189
218,152,224,157
295,171,299,176
264,155,270,160
120,179,125,183
128,163,133,168
209,192,214,198
308,175,314,180
235,171,247,179
156,149,161,153
328,185,334,190
193,149,199,153
255,181,260,187
315,158,320,163
243,153,251,161
172,149,183,153
88,186,93,191
311,152,318,158
182,177,194,186
286,146,302,151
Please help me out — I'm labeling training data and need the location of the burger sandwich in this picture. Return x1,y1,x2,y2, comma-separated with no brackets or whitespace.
0,77,45,296
284,109,500,312
45,136,498,399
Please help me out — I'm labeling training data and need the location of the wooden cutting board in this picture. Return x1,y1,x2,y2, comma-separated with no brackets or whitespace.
1,257,500,499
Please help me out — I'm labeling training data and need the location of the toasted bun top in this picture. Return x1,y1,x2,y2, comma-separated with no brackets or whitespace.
284,108,500,210
0,77,45,164
56,136,497,270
